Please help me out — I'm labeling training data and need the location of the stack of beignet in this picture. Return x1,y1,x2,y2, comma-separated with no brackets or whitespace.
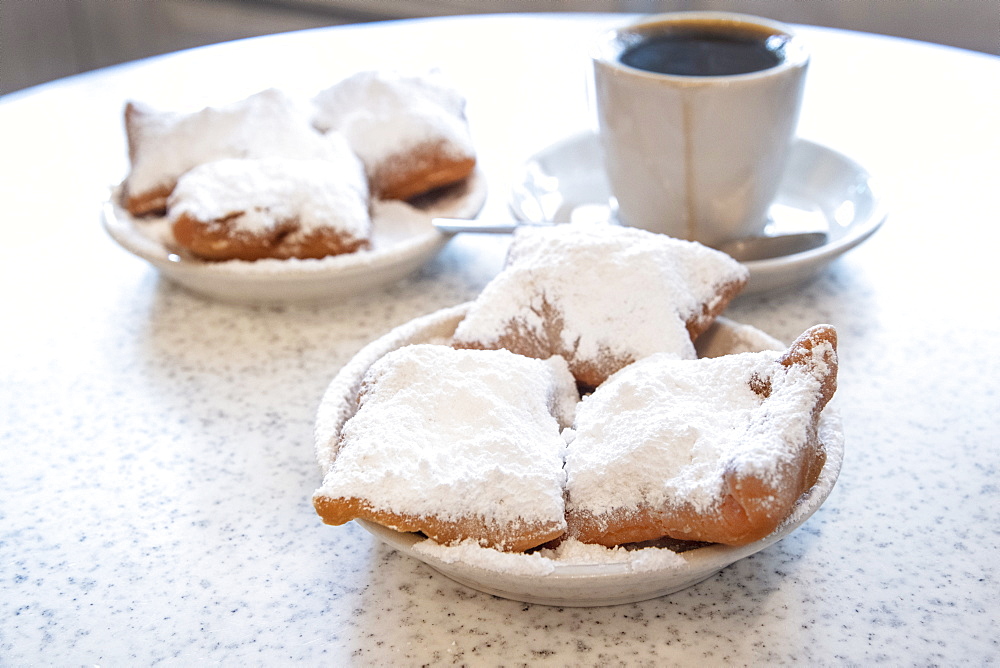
313,223,840,553
121,70,476,262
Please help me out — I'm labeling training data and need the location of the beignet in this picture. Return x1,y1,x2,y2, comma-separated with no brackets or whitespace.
169,146,370,262
312,70,476,201
452,223,749,389
564,325,837,546
312,344,578,552
123,88,328,216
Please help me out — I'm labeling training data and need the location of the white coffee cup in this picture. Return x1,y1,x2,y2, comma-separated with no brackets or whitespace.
592,12,809,248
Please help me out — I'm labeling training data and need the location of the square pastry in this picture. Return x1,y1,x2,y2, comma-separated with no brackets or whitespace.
453,223,749,389
564,325,838,546
313,344,579,552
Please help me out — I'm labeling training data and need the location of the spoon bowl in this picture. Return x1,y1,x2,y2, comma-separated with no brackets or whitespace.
717,231,828,262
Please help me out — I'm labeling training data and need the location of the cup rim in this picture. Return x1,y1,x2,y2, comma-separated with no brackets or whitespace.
593,11,809,82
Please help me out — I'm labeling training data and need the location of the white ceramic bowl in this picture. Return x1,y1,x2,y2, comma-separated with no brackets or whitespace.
314,304,844,607
102,172,487,306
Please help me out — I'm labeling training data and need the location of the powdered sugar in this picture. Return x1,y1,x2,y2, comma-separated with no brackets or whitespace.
126,88,328,199
566,347,826,517
453,222,748,371
414,538,558,576
168,139,368,239
312,69,474,167
412,536,686,575
314,344,577,527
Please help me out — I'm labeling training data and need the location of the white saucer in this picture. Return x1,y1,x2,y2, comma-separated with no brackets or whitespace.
314,304,844,607
102,172,487,306
509,132,887,295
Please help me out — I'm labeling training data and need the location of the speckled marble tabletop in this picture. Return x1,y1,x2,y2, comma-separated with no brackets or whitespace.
2,14,998,666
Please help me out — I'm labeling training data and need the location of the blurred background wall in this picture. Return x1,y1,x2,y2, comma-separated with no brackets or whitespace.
2,0,998,95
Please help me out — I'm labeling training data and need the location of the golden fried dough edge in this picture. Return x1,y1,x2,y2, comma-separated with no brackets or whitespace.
372,140,476,201
566,437,828,548
313,495,565,553
172,213,371,261
686,273,750,341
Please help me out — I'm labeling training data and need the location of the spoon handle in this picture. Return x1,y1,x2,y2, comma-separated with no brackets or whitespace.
433,218,555,235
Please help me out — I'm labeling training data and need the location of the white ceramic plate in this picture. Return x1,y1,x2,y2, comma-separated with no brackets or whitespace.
509,132,887,295
102,171,487,306
314,304,844,607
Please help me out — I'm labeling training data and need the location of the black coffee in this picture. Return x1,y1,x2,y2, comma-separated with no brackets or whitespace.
621,26,786,76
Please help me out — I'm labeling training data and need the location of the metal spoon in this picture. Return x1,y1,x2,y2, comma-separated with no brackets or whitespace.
432,218,828,262
717,231,828,262
432,218,522,234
